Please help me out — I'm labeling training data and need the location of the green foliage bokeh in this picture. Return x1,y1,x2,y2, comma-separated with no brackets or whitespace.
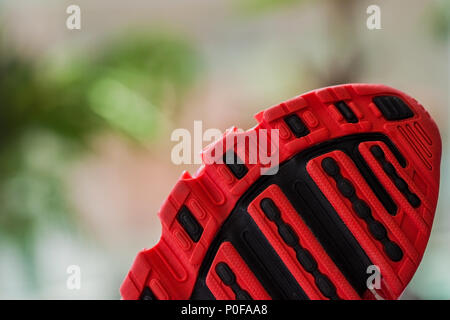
0,29,200,289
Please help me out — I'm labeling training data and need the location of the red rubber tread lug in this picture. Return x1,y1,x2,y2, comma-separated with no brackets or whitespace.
335,148,421,265
307,156,403,298
205,242,271,300
120,83,441,300
248,187,321,299
248,185,360,300
360,142,433,232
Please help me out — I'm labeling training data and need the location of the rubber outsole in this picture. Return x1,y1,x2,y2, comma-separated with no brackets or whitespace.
120,84,441,300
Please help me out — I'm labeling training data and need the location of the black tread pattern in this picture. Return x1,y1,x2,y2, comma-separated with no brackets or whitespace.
371,146,421,208
284,114,310,138
192,215,310,300
140,286,157,300
215,262,252,300
373,96,414,121
335,101,358,123
191,133,407,300
354,149,399,216
322,157,404,262
224,151,248,179
177,206,203,243
260,198,339,299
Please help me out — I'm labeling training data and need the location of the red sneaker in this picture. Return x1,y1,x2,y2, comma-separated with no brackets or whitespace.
120,84,441,300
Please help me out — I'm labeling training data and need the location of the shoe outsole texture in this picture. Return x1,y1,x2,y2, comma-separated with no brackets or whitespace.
120,84,441,300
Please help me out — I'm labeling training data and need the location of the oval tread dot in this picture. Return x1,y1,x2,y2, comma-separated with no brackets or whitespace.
278,223,299,248
384,241,404,262
368,221,388,240
224,151,248,179
335,101,358,123
215,262,236,286
382,162,396,176
315,274,337,299
337,179,356,198
284,114,310,138
407,194,421,208
260,198,281,221
140,286,157,300
177,206,203,243
296,249,318,273
321,157,340,176
215,262,254,300
370,145,385,159
393,177,407,191
352,199,372,219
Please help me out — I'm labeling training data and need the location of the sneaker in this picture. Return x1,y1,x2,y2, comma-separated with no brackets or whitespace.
120,83,441,300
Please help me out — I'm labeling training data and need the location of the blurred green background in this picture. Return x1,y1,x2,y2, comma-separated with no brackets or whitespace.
0,0,448,299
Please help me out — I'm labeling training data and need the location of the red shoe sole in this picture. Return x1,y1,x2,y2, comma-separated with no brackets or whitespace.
120,83,441,300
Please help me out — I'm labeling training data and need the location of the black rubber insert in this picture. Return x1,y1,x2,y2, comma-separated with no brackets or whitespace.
315,274,337,299
370,146,421,208
373,96,414,121
215,263,235,286
335,101,358,123
322,157,403,262
352,199,371,219
296,248,317,273
322,157,340,176
177,206,203,243
278,224,299,247
407,194,421,208
190,133,406,300
337,179,355,198
368,221,387,240
224,150,248,179
260,198,281,221
384,242,404,262
215,262,252,300
284,114,310,138
191,212,310,300
355,154,399,216
140,286,157,300
260,198,339,299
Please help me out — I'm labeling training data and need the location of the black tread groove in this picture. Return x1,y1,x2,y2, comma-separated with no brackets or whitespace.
177,206,203,243
260,198,339,299
284,114,310,138
140,286,157,300
335,101,358,123
215,262,252,300
190,133,407,299
373,96,414,121
352,149,398,216
370,146,421,208
224,150,248,179
322,157,403,262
